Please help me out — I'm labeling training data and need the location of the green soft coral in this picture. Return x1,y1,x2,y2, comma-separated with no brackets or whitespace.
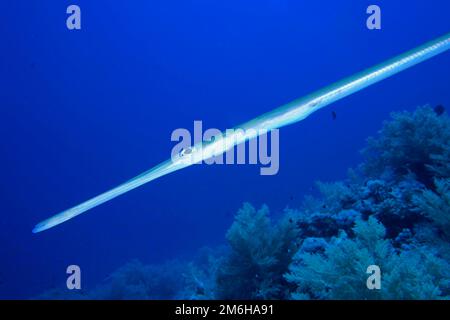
362,106,450,186
216,203,299,299
414,178,450,239
285,217,390,299
285,217,449,299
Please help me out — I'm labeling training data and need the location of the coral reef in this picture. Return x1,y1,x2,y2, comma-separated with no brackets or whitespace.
414,179,450,240
215,203,299,299
285,217,449,299
38,106,450,300
361,106,450,187
88,260,187,299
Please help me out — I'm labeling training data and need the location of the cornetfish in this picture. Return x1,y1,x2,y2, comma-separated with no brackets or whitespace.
32,32,450,233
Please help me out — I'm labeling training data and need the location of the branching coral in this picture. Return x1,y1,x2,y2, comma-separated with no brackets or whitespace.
414,179,450,240
215,203,300,299
428,149,450,178
354,177,426,237
178,247,225,299
382,248,450,299
314,181,356,214
362,106,450,187
285,217,389,299
301,177,426,239
285,217,449,300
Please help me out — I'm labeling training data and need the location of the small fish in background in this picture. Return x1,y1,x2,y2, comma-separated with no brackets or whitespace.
289,195,294,201
331,111,337,120
434,104,445,116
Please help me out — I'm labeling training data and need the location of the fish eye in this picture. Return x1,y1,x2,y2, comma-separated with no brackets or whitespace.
179,147,193,157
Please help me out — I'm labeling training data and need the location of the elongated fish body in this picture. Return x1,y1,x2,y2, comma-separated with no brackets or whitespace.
32,32,450,233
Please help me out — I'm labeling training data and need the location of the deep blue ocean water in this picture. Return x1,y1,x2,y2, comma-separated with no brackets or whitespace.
1,0,449,298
